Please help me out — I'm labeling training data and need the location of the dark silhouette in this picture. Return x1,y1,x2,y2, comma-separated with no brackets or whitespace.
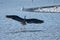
6,15,44,25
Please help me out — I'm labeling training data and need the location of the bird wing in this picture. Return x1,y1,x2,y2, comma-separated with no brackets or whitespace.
6,15,24,22
26,19,44,23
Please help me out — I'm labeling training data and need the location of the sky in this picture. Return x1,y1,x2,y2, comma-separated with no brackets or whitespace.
0,0,60,40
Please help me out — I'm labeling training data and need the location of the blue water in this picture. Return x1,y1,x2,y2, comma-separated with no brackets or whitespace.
0,0,60,40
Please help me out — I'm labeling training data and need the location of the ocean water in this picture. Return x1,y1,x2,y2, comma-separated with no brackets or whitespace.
0,0,60,40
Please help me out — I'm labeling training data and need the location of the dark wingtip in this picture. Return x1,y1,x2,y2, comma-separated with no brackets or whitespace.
6,15,16,18
41,20,44,23
6,15,11,18
39,20,44,23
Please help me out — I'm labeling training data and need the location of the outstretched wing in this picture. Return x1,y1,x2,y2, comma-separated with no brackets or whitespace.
26,19,44,23
6,15,24,22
